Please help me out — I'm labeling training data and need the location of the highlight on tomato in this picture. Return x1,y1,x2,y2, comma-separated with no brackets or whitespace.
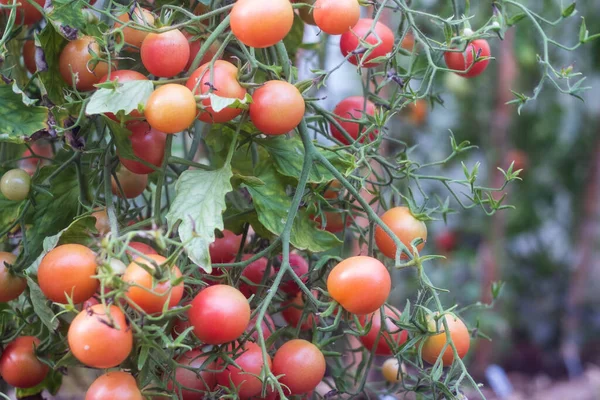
330,96,378,144
340,18,395,67
374,206,428,259
444,39,491,78
216,342,271,398
249,80,305,135
230,0,294,48
145,84,197,134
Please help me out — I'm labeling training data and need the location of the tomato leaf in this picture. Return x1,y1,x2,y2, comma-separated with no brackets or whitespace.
166,166,233,273
208,92,253,113
45,0,89,34
105,117,136,160
0,81,49,143
87,80,154,116
16,368,63,397
36,23,69,105
26,278,59,331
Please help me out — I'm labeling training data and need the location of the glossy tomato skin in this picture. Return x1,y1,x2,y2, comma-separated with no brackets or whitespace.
209,230,243,263
421,313,471,366
126,241,158,258
123,254,184,314
85,371,143,400
0,252,26,302
189,285,251,344
231,0,294,48
249,80,305,135
99,70,148,121
277,254,309,296
359,305,408,355
59,36,110,91
23,40,36,73
1,168,30,201
38,244,98,304
0,336,49,388
141,30,190,77
217,342,272,399
340,18,395,67
327,256,390,315
1,0,44,25
111,166,148,199
281,291,317,331
239,255,271,298
444,39,491,78
186,60,247,123
246,313,275,342
116,8,155,50
68,304,133,368
119,121,167,174
272,339,326,395
313,0,360,35
381,358,404,383
375,206,427,259
145,84,197,134
330,96,377,144
168,350,216,399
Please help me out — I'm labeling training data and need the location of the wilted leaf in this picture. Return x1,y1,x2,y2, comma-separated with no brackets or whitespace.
0,81,48,143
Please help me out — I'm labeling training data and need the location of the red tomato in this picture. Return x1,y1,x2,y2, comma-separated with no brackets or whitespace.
111,166,148,199
184,31,220,71
505,148,529,172
0,336,49,388
249,80,305,135
126,241,158,258
145,84,197,134
330,96,377,144
239,255,272,298
185,60,247,123
59,36,111,91
217,342,271,399
123,254,184,314
281,291,317,331
0,0,44,25
19,141,53,176
435,229,457,254
374,206,428,259
209,230,243,263
37,244,99,304
98,70,148,121
116,8,155,50
421,313,471,366
272,339,325,395
340,18,395,67
407,99,428,125
0,251,26,302
359,305,408,355
23,39,36,73
189,285,251,344
141,29,190,77
246,313,275,342
119,121,167,175
168,350,216,399
230,0,294,48
276,254,309,296
327,256,390,315
85,371,143,400
444,39,491,78
312,210,351,233
68,304,133,368
313,0,360,35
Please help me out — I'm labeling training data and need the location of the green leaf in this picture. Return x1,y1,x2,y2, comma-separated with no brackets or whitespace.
87,80,154,116
0,81,49,143
105,117,136,160
16,369,63,397
507,13,526,26
45,0,89,34
27,277,59,331
208,92,252,113
205,123,267,176
166,166,233,273
0,182,24,241
283,13,305,63
37,24,69,105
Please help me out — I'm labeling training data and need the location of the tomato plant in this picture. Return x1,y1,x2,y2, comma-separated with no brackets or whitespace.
216,342,271,399
168,350,216,399
98,70,148,120
282,291,318,331
0,336,49,389
239,254,271,298
330,96,378,144
359,305,408,356
340,18,395,67
444,39,491,78
118,121,167,174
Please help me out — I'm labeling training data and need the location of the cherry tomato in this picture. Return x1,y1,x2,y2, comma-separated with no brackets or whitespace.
276,254,309,296
374,206,427,259
0,0,44,25
145,84,197,134
168,350,216,399
330,96,377,144
68,304,133,368
123,254,184,314
249,80,305,135
239,255,271,298
59,36,110,91
381,358,405,383
185,60,247,123
92,209,110,235
313,0,360,35
444,39,491,78
246,313,275,342
272,339,325,395
281,291,317,331
312,209,351,233
1,168,31,201
126,241,158,258
230,0,294,48
0,336,49,388
116,8,155,51
340,18,395,67
401,32,415,51
141,29,190,77
0,252,26,302
23,39,36,73
99,70,148,121
421,313,471,366
38,244,98,304
111,166,148,199
119,121,167,174
217,342,271,399
189,285,250,344
85,371,143,400
435,229,457,254
505,148,529,172
407,99,427,125
209,230,243,263
184,31,219,71
359,305,408,355
19,141,53,176
327,256,390,315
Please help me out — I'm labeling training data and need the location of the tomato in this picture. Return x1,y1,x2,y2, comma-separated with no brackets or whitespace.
127,241,158,258
123,254,184,314
111,166,148,199
189,285,250,344
0,168,31,201
68,304,133,368
435,229,457,254
59,36,110,91
0,252,26,302
0,336,48,388
217,342,271,399
184,31,219,71
444,39,491,78
327,256,390,315
19,141,53,176
168,350,216,399
313,209,351,233
281,291,317,331
239,255,271,298
421,313,471,366
230,0,294,48
98,70,148,121
209,229,243,263
381,358,404,383
38,244,98,304
505,148,529,172
141,30,190,77
276,254,309,296
297,0,316,25
272,339,325,395
407,99,427,125
23,39,36,73
401,32,415,51
92,209,110,235
85,371,143,400
330,96,377,144
313,0,360,35
359,305,408,355
246,313,275,342
119,121,167,174
0,0,44,25
145,84,197,134
185,60,247,123
116,8,155,51
375,206,428,259
249,80,305,135
340,18,395,68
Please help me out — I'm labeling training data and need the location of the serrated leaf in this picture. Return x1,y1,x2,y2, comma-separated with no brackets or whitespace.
45,0,88,34
37,23,68,105
0,81,49,143
208,92,252,113
166,166,233,273
87,80,154,116
27,278,59,331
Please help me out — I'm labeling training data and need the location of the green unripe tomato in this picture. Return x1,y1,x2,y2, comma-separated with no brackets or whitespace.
1,169,31,201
